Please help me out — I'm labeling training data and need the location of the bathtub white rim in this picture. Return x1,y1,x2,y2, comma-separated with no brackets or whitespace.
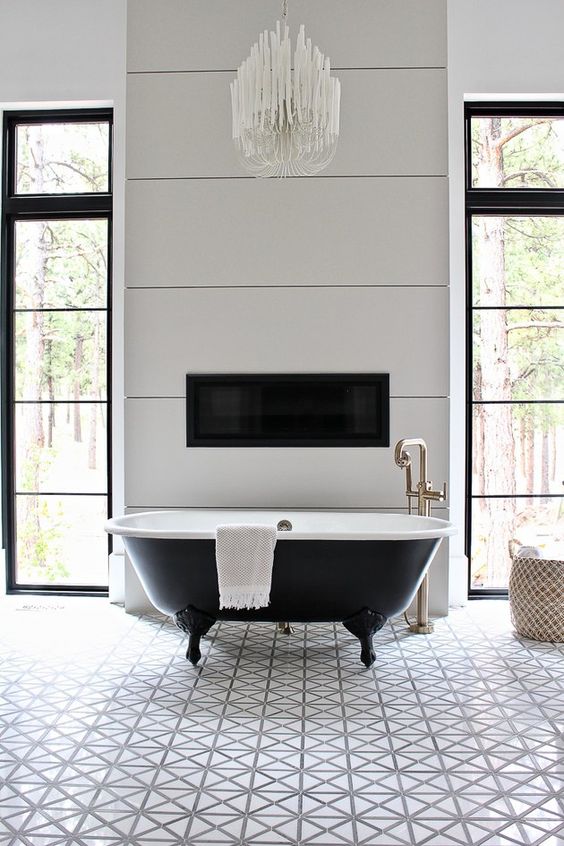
105,509,457,541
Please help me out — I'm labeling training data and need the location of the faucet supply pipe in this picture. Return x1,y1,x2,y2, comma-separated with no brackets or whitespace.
394,437,447,634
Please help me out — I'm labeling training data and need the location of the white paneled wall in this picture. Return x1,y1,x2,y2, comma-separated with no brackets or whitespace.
126,177,448,287
127,70,447,179
125,287,448,398
125,0,449,610
127,0,447,72
125,397,448,508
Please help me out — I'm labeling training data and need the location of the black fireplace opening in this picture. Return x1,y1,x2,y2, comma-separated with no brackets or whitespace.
186,374,390,447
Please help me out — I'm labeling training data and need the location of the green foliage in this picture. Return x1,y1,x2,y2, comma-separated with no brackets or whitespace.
472,118,564,424
15,219,107,403
471,117,564,188
20,442,53,491
17,499,69,584
502,120,564,188
16,122,109,194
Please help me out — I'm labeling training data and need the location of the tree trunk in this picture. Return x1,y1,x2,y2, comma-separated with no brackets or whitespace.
88,318,100,470
99,389,106,427
551,426,557,482
73,336,83,442
526,417,535,506
88,407,97,470
541,426,549,504
475,118,516,585
519,416,527,479
472,360,483,480
19,129,47,576
46,338,55,449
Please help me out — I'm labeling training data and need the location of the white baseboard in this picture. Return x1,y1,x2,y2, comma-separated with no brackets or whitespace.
449,553,469,607
108,552,125,605
0,547,5,597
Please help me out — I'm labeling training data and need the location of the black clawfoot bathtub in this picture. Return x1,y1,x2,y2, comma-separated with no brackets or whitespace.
105,510,455,667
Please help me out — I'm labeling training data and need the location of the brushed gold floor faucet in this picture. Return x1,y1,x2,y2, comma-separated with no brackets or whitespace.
394,438,447,634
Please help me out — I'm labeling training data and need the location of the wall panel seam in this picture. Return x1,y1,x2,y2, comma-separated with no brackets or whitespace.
124,284,450,290
124,505,449,510
124,506,448,511
124,396,449,400
127,66,447,74
125,174,448,181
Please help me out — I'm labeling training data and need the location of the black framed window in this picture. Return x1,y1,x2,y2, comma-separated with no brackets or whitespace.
465,102,564,596
1,109,112,593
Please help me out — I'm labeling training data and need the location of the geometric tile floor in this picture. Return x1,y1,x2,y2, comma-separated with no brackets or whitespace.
0,597,562,846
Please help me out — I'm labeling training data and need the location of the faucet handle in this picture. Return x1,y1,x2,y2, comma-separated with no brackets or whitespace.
432,482,447,502
421,481,447,502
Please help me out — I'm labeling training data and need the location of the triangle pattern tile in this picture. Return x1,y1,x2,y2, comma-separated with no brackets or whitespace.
0,600,562,845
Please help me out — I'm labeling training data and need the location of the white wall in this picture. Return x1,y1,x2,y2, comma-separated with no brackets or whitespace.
125,0,450,614
0,0,127,594
447,0,564,605
0,0,125,104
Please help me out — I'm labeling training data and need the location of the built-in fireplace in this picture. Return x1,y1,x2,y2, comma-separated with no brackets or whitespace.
186,374,389,447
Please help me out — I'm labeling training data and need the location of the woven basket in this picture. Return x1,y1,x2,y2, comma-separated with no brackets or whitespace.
509,557,564,642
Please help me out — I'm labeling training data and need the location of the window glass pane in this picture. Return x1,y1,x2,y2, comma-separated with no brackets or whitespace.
15,495,108,586
15,403,107,494
15,311,106,401
470,497,564,590
473,309,564,401
472,216,564,308
15,219,108,309
16,122,109,194
471,116,564,188
472,403,564,496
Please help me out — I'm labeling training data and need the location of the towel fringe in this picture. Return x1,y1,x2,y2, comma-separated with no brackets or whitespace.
219,590,271,610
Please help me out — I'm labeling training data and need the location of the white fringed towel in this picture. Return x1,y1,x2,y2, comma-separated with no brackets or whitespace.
216,524,277,610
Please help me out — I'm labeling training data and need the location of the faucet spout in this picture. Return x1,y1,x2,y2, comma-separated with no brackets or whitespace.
394,438,428,488
395,438,446,516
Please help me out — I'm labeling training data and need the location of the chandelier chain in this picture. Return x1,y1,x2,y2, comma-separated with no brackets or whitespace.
282,0,288,22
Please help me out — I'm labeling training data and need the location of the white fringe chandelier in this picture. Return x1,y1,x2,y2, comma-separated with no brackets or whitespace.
230,0,341,178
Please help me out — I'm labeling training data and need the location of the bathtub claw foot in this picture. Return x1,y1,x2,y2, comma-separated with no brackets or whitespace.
343,608,387,668
174,605,216,666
